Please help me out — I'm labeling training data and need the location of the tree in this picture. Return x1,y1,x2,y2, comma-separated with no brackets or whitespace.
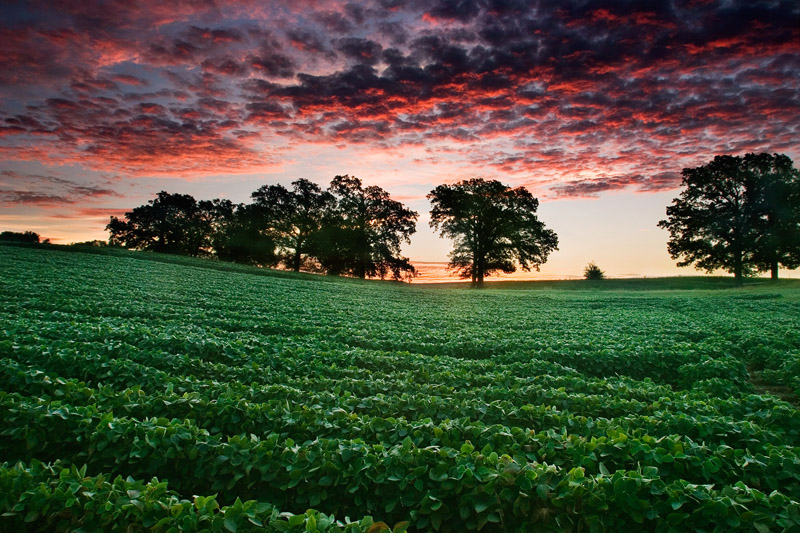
584,261,604,280
314,175,418,280
658,153,800,283
745,153,800,280
107,191,212,256
251,179,332,272
0,230,40,243
428,178,559,287
206,200,278,266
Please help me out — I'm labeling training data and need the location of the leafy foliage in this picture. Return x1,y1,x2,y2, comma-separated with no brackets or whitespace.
0,230,40,243
251,179,333,272
106,177,417,280
584,261,604,280
428,178,558,286
2,243,800,531
658,153,800,282
211,201,280,267
107,191,214,257
314,175,418,280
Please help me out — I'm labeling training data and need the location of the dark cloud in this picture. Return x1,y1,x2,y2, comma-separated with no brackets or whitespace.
112,74,148,86
344,3,366,24
181,26,244,46
0,0,798,194
312,11,354,34
426,0,483,21
248,49,295,78
286,28,333,56
335,38,383,65
0,170,120,206
549,171,682,198
377,22,409,45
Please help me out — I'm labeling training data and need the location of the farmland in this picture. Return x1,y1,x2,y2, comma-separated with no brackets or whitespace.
2,243,800,532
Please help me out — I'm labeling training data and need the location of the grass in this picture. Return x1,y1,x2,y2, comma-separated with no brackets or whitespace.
7,240,800,292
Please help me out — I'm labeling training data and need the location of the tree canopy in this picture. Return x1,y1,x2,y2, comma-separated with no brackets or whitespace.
658,153,800,282
209,200,278,266
106,177,417,280
251,179,333,272
314,175,418,280
428,178,558,286
107,191,212,256
0,231,41,243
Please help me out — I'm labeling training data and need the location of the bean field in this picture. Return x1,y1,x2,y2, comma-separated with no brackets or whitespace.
2,244,800,532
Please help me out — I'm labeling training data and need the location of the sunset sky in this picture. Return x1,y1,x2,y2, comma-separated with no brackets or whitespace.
1,0,798,279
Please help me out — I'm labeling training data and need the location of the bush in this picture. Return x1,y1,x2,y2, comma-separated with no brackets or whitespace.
584,261,604,280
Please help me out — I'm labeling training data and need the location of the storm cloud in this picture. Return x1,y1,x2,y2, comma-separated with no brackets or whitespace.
1,0,798,198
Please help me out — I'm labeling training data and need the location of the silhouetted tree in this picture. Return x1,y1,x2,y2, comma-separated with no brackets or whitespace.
251,179,333,272
107,191,212,256
745,153,800,280
584,261,604,280
0,230,40,243
658,153,800,283
428,178,558,287
314,175,418,280
211,201,278,266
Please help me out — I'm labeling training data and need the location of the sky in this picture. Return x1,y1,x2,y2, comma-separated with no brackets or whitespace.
1,0,798,280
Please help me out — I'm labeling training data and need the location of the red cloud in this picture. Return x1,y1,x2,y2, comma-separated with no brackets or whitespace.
0,0,797,199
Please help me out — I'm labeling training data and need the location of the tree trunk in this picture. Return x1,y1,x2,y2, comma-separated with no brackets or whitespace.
771,260,779,281
475,259,485,288
471,248,478,287
292,248,301,272
734,254,743,286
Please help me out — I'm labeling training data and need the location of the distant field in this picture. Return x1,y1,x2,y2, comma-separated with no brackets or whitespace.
2,243,800,532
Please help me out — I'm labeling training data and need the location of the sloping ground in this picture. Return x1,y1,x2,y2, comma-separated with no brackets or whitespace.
2,243,800,532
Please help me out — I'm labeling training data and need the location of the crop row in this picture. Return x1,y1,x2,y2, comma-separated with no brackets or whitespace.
2,402,799,532
3,387,800,505
2,304,760,389
0,358,796,452
3,349,799,450
1,460,397,533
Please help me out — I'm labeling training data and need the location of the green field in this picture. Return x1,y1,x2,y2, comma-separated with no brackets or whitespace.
2,243,800,532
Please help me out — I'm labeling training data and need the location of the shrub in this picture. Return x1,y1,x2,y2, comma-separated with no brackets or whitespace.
584,261,604,280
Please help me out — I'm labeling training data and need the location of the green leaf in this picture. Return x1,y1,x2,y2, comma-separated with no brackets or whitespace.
288,514,306,527
536,484,549,501
305,514,317,531
393,521,410,533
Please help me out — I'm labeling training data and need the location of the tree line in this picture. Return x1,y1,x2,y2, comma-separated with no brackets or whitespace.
107,176,419,280
107,176,558,285
0,231,45,244
104,151,799,285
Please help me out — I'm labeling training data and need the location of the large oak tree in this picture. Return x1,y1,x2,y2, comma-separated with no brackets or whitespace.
107,191,212,256
209,200,278,266
428,178,558,286
658,153,800,283
315,175,418,280
746,153,800,280
251,178,333,272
